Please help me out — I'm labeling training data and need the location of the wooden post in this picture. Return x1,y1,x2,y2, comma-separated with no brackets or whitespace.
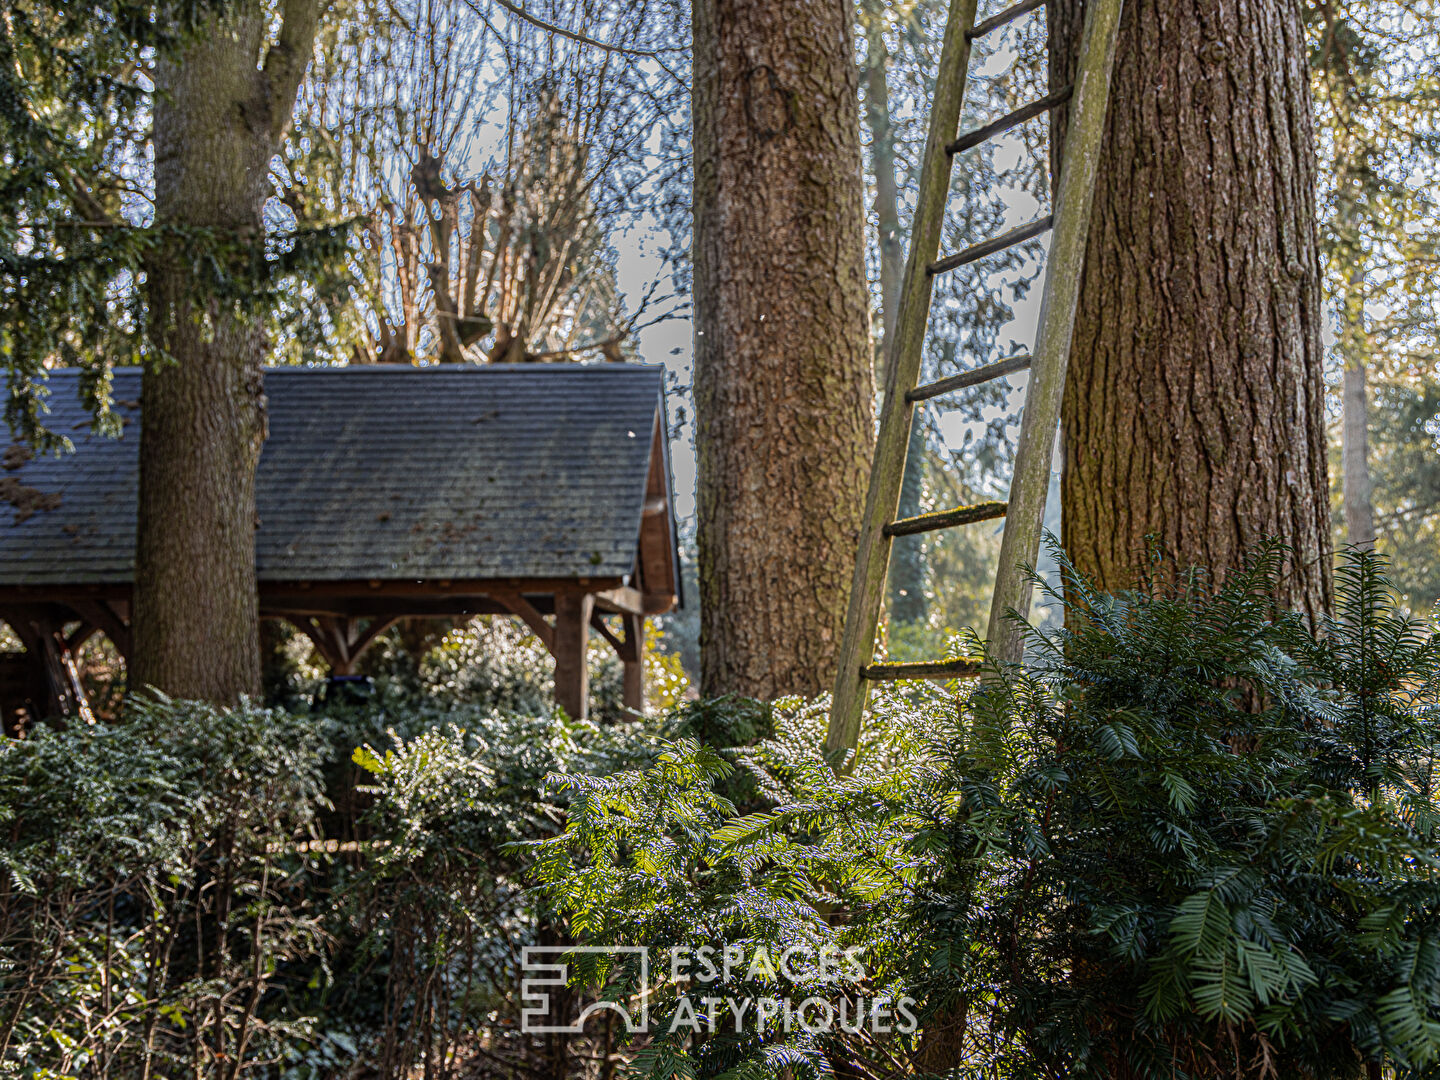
553,592,594,720
2,606,90,723
621,613,644,714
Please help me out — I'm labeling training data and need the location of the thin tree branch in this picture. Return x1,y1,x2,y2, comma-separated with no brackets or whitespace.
462,0,686,81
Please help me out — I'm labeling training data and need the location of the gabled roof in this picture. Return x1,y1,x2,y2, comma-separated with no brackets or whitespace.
0,365,677,594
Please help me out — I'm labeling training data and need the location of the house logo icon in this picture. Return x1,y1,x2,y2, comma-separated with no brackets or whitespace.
520,946,651,1034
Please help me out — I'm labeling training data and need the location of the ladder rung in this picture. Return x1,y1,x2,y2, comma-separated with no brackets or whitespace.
967,0,1046,40
884,500,1008,537
908,353,1032,403
861,657,983,681
947,85,1074,155
928,216,1053,276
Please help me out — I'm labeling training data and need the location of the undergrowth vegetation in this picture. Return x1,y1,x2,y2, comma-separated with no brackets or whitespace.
532,545,1440,1080
0,694,652,1079
4,547,1440,1080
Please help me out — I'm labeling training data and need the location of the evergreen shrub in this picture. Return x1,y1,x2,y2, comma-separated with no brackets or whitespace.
530,545,1440,1080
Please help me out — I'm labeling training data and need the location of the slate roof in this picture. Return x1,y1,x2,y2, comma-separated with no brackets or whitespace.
0,365,673,587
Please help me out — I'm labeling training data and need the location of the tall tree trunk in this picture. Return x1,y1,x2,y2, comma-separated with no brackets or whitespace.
1336,184,1376,548
1049,0,1332,619
891,422,928,624
861,0,927,628
693,0,874,698
133,1,320,701
861,0,904,349
1342,359,1375,547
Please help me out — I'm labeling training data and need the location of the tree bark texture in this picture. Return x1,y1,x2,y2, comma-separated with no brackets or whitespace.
693,0,874,698
134,1,319,701
1049,0,1333,619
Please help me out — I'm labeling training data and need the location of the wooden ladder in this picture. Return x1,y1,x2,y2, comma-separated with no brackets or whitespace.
824,0,1125,766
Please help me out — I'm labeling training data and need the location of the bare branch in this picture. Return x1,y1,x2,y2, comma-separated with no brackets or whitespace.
461,0,686,81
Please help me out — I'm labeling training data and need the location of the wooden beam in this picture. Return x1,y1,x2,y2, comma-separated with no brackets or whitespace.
298,615,397,675
262,596,514,620
68,600,132,661
592,586,644,616
65,622,98,653
348,616,398,661
637,411,680,613
622,613,644,714
618,612,642,664
589,611,626,657
491,592,556,652
0,583,128,603
553,592,594,721
300,616,351,674
257,576,624,599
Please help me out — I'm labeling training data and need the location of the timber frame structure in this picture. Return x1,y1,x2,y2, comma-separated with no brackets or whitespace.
0,365,680,731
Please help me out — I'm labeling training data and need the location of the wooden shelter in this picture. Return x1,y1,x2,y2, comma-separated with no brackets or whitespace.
0,365,680,729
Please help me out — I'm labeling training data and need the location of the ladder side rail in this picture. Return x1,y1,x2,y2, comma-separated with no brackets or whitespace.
823,0,981,768
983,0,1126,665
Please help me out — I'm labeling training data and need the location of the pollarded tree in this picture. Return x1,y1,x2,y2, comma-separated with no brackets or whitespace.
692,0,874,698
1051,0,1333,617
280,0,685,366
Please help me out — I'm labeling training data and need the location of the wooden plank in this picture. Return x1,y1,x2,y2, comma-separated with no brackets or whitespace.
967,0,1045,40
861,657,982,680
884,500,1007,537
927,215,1053,276
825,0,981,770
985,0,1126,665
946,85,1073,155
907,353,1032,403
